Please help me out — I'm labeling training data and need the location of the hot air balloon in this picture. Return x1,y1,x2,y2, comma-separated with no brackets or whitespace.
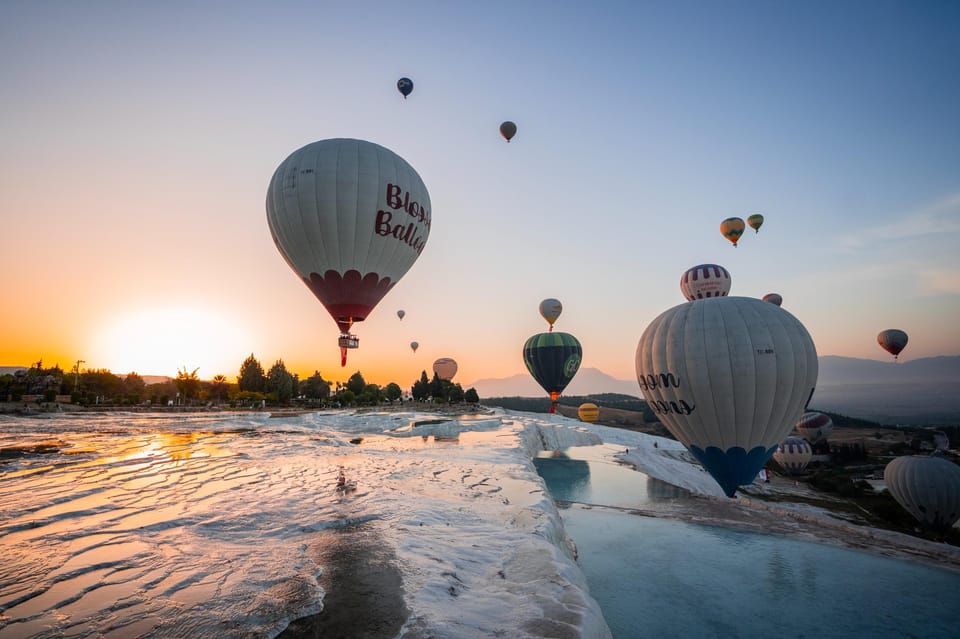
795,411,833,444
762,293,783,307
933,431,950,453
523,332,582,413
397,77,413,99
433,357,458,381
884,456,960,532
539,298,563,331
410,341,419,353
578,403,600,423
500,121,517,142
773,436,812,475
878,329,908,361
721,217,746,247
266,138,431,367
635,296,818,497
397,309,405,320
680,264,731,301
747,214,764,233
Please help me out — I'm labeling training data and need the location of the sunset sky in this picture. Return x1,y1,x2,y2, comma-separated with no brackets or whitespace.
2,1,959,388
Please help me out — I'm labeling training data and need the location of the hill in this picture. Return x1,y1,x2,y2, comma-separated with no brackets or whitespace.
466,367,641,399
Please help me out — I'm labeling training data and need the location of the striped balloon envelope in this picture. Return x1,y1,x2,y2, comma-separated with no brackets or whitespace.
680,264,731,301
795,411,833,444
578,403,600,423
720,217,746,247
523,332,582,413
635,297,818,497
877,329,908,361
433,358,458,381
773,436,812,475
885,456,960,532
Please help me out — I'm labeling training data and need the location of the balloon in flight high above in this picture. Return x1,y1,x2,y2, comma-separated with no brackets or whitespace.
397,77,413,99
720,217,746,247
539,298,563,331
397,309,405,320
877,329,908,361
410,341,419,353
773,436,813,475
523,332,582,414
266,138,431,366
884,456,960,532
636,296,818,497
499,121,517,142
433,357,458,381
747,214,764,233
762,293,783,307
680,264,731,301
795,411,833,444
578,403,600,423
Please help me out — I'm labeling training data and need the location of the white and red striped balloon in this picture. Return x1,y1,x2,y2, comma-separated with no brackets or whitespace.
773,436,813,475
680,264,731,301
795,411,833,444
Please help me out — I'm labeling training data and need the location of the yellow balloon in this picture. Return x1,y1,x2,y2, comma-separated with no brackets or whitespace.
578,402,600,423
721,217,746,247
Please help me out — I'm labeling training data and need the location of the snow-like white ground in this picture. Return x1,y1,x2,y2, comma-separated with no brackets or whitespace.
1,407,956,639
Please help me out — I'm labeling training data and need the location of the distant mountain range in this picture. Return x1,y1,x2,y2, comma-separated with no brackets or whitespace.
466,356,960,425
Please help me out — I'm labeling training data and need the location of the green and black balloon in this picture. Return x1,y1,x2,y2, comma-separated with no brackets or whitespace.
523,332,582,413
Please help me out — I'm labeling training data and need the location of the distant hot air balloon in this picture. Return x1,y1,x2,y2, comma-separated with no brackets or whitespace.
523,332,582,413
266,138,431,367
500,121,517,142
578,403,600,423
721,217,746,247
795,411,833,444
397,309,405,320
433,357,458,381
747,214,764,233
680,264,731,301
878,329,908,361
410,341,419,353
636,296,818,497
762,293,783,307
397,77,413,99
933,431,950,453
539,298,563,331
773,436,813,475
884,456,960,532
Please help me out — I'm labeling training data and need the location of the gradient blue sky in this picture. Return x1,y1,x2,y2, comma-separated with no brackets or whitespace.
1,0,958,386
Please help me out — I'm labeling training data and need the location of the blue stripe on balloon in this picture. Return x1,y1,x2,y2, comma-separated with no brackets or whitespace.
688,445,779,497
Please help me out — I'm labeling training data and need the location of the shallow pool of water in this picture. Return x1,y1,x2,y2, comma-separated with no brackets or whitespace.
536,446,960,639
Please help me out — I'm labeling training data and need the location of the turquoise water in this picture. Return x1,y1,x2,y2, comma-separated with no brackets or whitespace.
535,447,960,639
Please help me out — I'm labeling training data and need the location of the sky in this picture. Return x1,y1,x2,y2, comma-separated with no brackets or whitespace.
1,0,959,388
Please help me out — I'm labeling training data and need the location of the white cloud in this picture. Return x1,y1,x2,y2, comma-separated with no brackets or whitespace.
835,192,960,252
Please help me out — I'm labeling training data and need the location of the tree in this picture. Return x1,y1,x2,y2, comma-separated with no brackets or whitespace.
238,354,265,392
266,360,295,404
346,371,366,395
384,382,402,402
464,387,479,403
301,371,331,400
447,383,464,403
429,372,443,401
360,383,381,404
175,367,201,402
411,371,430,401
209,374,229,403
122,372,146,403
81,369,123,402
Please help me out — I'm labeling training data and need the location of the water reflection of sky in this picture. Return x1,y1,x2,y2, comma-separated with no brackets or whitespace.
535,447,960,639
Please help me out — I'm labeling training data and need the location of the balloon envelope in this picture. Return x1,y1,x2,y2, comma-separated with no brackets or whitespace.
397,77,413,98
539,298,563,328
433,357,458,381
884,456,960,532
397,309,405,320
762,293,783,307
773,436,812,475
266,139,431,335
747,214,764,233
720,217,746,247
523,332,582,409
410,341,418,353
795,411,833,444
878,329,908,360
635,296,818,497
500,121,517,142
680,264,731,301
578,403,600,423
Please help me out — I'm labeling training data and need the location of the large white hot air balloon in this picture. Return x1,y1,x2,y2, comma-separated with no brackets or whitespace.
266,138,431,366
433,357,458,381
884,456,960,532
636,296,818,497
680,264,731,301
773,436,813,475
795,411,833,444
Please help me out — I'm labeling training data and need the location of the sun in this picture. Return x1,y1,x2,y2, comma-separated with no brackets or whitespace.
89,308,251,378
